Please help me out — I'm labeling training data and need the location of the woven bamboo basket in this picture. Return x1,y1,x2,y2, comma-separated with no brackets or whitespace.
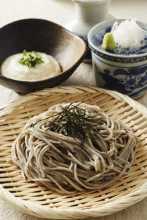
0,86,147,219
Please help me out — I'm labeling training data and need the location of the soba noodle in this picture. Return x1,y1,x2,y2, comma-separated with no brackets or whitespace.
12,103,137,193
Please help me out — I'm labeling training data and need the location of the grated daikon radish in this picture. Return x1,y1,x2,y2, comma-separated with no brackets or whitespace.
111,19,146,49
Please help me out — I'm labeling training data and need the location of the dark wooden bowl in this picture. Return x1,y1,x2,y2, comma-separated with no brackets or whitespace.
0,19,86,94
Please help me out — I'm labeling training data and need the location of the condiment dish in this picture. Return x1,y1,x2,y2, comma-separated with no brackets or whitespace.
88,19,147,97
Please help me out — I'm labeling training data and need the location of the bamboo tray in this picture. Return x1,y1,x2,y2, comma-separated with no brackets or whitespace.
0,86,147,219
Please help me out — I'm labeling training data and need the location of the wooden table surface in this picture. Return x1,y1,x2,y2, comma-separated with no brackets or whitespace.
0,0,147,219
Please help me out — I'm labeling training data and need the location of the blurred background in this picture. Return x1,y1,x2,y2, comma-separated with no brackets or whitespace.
0,0,147,27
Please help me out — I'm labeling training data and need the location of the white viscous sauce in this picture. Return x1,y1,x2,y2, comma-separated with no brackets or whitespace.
1,52,61,81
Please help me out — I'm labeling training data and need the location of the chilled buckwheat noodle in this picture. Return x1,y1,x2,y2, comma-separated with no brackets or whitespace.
12,103,137,194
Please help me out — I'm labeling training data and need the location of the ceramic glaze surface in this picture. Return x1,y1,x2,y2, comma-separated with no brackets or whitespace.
88,20,147,97
67,0,111,40
0,18,86,94
93,54,147,97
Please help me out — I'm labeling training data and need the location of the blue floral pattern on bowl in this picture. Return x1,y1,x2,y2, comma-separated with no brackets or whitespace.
103,65,147,97
88,19,147,97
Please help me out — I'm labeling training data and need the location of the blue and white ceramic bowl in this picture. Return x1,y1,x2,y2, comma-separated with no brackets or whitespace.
88,19,147,97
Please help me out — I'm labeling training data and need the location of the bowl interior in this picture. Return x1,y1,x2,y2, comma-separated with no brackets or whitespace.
88,19,147,58
0,19,86,79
